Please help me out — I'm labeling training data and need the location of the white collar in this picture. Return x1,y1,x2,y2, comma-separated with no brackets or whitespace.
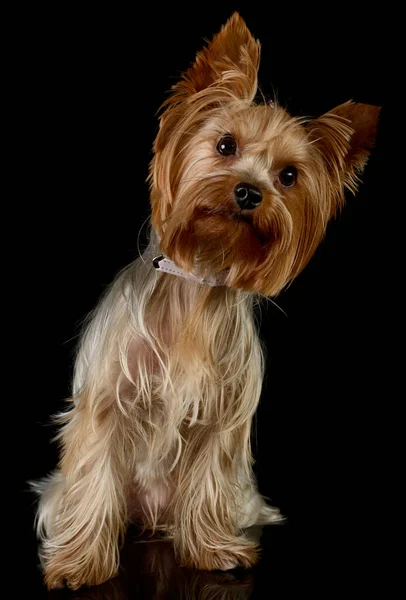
153,255,227,287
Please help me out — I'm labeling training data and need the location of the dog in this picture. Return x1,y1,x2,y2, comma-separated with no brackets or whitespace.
33,12,380,590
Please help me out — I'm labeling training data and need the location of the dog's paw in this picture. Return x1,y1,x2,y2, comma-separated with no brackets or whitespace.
211,544,259,571
181,539,259,571
44,555,118,590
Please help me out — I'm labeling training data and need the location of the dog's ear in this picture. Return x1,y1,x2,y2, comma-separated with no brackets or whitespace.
307,101,381,194
172,12,260,102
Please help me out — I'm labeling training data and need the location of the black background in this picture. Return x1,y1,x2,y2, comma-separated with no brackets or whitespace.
15,2,395,597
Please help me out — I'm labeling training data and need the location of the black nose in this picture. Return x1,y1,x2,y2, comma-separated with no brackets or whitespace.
234,183,263,210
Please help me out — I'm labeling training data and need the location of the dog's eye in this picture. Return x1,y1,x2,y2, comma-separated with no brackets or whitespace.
217,135,237,156
278,166,297,188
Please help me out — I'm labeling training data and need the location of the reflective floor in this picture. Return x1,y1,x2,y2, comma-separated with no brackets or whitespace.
27,522,298,599
50,531,259,599
24,505,389,598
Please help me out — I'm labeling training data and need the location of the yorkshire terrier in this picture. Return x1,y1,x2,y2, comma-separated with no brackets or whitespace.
34,13,380,590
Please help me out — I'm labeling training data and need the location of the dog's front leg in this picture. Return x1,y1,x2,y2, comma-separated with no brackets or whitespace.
171,426,259,571
39,398,128,590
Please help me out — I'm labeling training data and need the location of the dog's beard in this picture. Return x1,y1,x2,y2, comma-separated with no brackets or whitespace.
155,175,301,296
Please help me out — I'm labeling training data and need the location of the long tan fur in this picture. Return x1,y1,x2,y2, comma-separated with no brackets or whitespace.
34,13,380,589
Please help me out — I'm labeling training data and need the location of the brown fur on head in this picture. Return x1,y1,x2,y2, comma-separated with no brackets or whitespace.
150,13,380,296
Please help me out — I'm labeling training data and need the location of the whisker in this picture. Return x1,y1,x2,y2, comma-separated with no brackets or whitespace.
137,216,152,263
264,296,288,318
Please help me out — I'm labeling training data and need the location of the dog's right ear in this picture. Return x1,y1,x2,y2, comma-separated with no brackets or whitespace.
177,12,260,101
169,13,260,105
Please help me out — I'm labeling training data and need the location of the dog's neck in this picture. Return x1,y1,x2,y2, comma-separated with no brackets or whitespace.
140,236,257,348
146,254,254,349
145,260,264,433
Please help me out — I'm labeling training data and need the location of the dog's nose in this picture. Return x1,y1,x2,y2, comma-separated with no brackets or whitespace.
234,183,263,210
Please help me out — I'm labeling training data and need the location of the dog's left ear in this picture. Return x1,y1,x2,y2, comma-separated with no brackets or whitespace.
307,101,381,193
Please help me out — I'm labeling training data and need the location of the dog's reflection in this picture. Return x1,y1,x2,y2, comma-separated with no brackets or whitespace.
60,535,253,600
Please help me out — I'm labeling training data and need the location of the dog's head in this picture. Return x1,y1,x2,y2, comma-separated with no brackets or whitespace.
149,13,380,296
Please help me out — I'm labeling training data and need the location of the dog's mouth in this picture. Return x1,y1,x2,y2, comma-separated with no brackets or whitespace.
233,211,271,245
196,205,269,246
200,205,255,226
234,211,253,225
